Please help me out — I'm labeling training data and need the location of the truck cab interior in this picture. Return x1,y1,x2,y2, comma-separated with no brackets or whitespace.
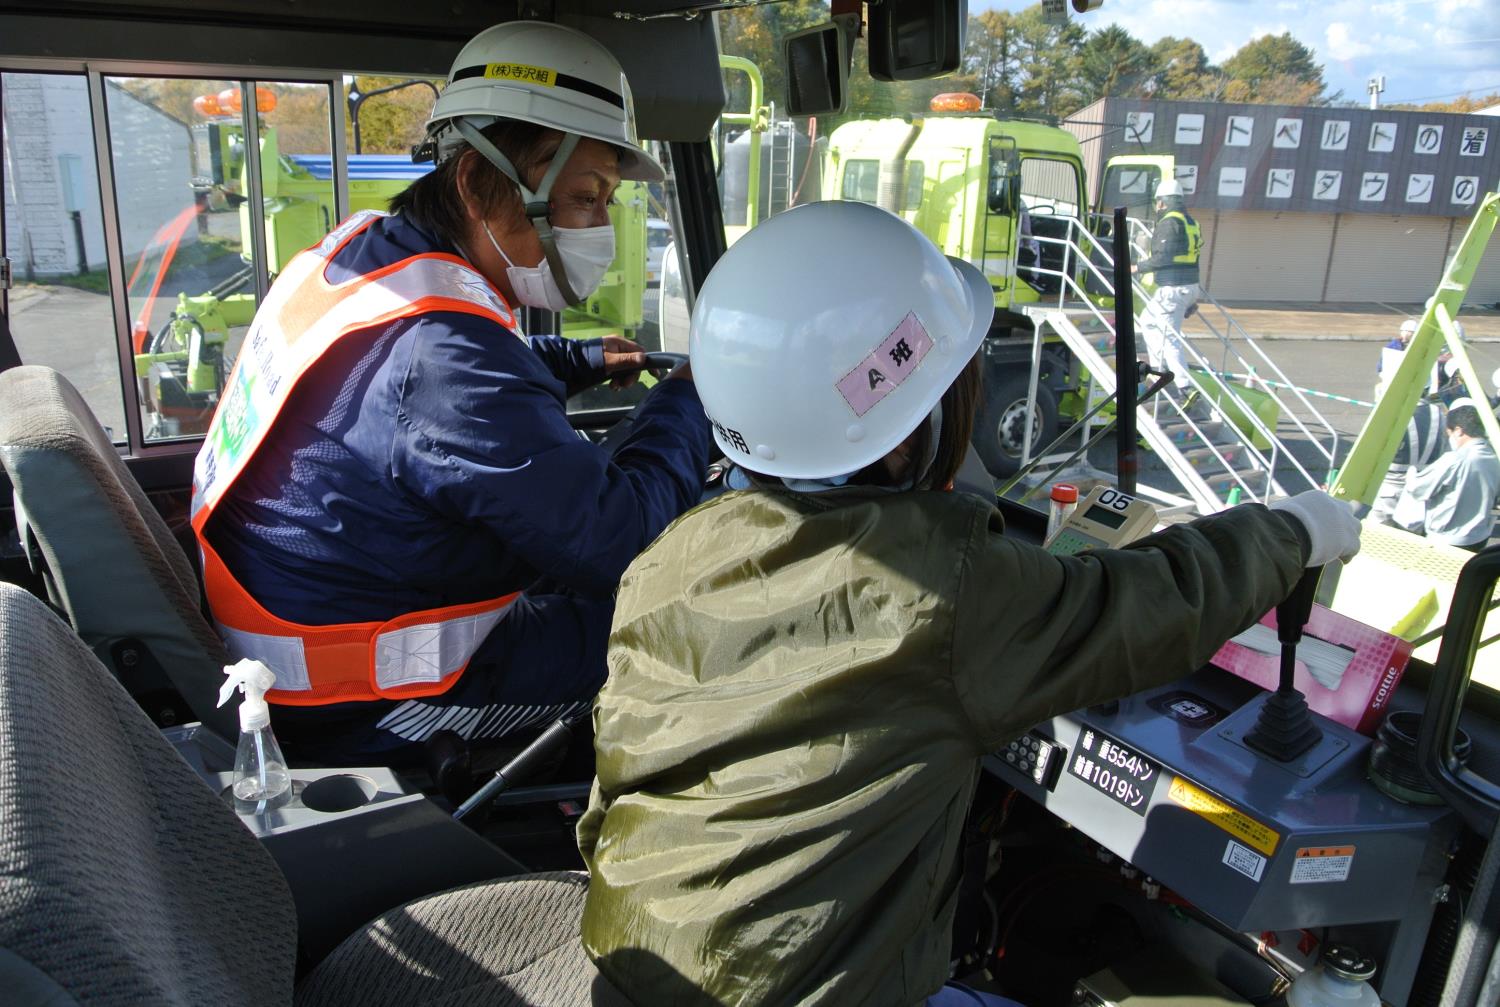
2,3,1500,1006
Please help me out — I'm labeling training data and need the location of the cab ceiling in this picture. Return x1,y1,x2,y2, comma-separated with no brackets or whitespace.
0,0,725,140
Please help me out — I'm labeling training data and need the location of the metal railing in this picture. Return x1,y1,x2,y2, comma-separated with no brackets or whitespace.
1124,216,1342,473
1013,216,1312,506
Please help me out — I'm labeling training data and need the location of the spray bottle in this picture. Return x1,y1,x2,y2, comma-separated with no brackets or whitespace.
218,659,292,813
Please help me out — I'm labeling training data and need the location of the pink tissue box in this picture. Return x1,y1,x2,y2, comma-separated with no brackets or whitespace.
1210,604,1412,737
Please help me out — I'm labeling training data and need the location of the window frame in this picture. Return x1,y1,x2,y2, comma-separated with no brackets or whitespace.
1,56,350,459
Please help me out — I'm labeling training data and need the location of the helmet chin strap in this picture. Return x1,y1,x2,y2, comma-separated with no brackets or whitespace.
454,119,584,307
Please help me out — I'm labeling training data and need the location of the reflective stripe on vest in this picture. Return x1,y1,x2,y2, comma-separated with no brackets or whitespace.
1161,210,1203,265
191,211,523,706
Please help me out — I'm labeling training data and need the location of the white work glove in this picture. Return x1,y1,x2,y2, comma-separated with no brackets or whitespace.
1269,491,1362,567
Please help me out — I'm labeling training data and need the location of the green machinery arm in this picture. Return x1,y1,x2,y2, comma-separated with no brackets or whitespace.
1331,192,1500,507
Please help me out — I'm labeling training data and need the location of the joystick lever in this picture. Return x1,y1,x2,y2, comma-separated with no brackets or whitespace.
1244,566,1324,761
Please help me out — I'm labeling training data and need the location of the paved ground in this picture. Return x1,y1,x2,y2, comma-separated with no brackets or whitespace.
1186,300,1500,342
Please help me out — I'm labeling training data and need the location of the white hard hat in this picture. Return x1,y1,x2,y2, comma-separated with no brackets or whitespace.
1400,318,1419,336
1154,179,1184,199
425,21,662,182
1490,367,1500,395
690,201,994,479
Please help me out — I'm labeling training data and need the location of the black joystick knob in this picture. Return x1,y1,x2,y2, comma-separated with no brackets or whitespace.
1245,567,1324,761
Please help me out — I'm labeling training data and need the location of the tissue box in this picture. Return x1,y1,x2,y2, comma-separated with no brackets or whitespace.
1210,604,1412,736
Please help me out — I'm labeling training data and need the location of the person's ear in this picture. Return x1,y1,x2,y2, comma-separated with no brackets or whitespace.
455,151,486,224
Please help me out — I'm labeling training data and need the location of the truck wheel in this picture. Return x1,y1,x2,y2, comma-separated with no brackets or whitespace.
975,373,1059,477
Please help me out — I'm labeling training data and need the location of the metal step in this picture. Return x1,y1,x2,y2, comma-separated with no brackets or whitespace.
1206,468,1269,497
1182,445,1240,470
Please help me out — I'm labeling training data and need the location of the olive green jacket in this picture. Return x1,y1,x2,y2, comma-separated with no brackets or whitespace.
578,488,1307,1006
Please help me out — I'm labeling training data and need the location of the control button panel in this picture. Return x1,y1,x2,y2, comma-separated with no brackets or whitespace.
1002,730,1065,790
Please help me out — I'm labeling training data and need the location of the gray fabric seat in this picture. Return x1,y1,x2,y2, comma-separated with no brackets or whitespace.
0,583,628,1006
0,365,235,737
297,874,630,1007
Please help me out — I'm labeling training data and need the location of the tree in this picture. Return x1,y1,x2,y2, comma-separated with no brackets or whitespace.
1148,36,1215,100
1078,25,1154,100
1221,32,1325,104
1394,91,1500,113
965,9,1019,112
1008,4,1088,117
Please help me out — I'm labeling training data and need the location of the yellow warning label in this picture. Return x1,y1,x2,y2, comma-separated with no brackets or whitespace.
483,63,558,86
1168,777,1280,856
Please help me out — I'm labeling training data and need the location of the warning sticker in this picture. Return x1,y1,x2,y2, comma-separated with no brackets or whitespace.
1168,777,1280,855
1223,840,1266,882
1291,845,1355,884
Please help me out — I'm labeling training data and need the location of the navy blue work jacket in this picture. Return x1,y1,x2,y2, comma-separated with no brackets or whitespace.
204,213,710,754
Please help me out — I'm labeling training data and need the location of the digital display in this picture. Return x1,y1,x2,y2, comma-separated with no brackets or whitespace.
1084,504,1129,529
1067,727,1158,815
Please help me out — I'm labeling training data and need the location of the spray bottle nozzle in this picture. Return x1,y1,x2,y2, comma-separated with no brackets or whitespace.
218,659,278,732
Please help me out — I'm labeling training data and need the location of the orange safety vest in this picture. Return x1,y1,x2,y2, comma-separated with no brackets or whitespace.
191,211,523,706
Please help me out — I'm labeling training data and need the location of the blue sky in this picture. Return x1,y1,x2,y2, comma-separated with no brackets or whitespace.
975,0,1500,107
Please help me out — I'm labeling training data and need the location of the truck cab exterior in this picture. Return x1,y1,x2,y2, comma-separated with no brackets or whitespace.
826,112,1090,474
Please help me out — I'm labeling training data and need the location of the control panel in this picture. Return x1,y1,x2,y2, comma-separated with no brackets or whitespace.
985,668,1455,998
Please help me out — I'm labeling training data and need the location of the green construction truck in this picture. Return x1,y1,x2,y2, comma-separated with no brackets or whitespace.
825,105,1106,475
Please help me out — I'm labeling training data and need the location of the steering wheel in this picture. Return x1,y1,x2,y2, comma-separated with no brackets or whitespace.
640,351,689,379
590,351,691,454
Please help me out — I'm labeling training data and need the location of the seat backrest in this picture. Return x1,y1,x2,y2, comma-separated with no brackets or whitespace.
0,582,297,1005
0,366,234,737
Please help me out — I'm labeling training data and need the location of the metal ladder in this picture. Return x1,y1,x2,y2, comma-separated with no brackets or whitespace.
1018,217,1340,514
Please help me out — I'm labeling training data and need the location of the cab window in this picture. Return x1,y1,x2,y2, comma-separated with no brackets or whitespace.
1020,157,1082,219
840,158,923,209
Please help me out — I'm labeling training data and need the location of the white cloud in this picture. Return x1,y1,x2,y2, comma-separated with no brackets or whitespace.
1326,23,1372,61
972,0,1500,104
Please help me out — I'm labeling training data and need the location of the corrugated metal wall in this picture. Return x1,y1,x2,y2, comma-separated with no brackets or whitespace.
1199,210,1335,301
1325,215,1452,302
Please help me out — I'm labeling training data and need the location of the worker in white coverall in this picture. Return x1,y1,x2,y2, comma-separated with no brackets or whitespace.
1132,179,1203,385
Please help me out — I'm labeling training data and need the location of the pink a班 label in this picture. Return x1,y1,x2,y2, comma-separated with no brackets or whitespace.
835,312,934,417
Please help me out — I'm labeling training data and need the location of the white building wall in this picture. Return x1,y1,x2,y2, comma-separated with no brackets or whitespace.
1325,215,1453,302
1200,210,1335,302
103,81,196,263
2,74,194,278
2,73,71,277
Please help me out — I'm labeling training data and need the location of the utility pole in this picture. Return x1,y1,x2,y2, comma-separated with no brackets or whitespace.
1368,75,1386,110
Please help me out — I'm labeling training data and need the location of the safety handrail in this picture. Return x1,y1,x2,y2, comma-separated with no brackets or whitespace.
1041,217,1317,492
1124,216,1342,472
1023,218,1304,501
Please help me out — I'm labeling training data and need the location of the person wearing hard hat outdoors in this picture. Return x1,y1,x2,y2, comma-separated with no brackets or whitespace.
1374,317,1420,400
1131,178,1203,384
190,21,711,765
576,200,1361,1007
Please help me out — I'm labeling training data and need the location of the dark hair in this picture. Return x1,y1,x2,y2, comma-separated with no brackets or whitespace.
1447,405,1485,439
389,120,561,247
853,352,984,490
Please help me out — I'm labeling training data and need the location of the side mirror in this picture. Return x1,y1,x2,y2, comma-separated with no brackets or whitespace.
783,18,854,116
868,0,967,82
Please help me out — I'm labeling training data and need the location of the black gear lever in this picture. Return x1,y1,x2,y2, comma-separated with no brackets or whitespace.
1244,566,1324,761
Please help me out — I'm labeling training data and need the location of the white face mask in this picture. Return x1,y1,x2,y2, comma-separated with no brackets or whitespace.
484,221,615,312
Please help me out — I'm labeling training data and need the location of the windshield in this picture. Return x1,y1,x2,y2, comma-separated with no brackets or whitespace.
725,2,1500,690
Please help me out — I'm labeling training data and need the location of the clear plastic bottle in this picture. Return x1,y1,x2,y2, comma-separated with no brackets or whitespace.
1045,483,1080,544
218,659,292,814
1286,945,1379,1007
